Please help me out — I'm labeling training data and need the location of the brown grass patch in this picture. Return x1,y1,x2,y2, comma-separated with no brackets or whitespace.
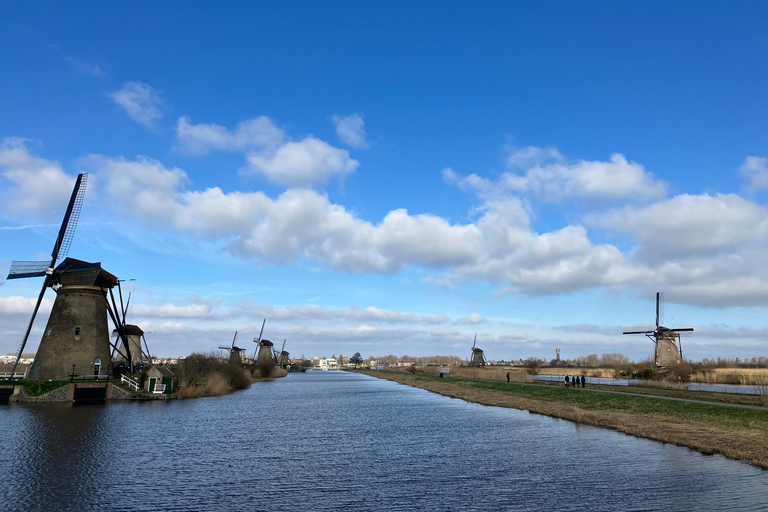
404,366,532,382
691,368,768,385
537,367,615,378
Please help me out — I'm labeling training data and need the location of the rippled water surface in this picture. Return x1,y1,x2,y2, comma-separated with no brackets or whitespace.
1,371,766,511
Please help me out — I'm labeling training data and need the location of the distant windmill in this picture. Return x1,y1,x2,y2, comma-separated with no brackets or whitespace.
6,174,133,380
111,286,153,372
219,331,245,364
275,340,289,368
468,334,486,367
623,292,693,367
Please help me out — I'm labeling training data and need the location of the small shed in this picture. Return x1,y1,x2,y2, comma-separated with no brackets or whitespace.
146,365,174,394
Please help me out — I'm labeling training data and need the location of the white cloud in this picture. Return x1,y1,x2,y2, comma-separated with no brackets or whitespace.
331,113,368,149
588,194,768,261
245,137,359,187
109,82,163,128
739,156,768,191
231,301,449,324
0,138,76,218
459,313,485,324
450,150,666,202
505,144,564,169
132,303,212,318
175,116,285,156
0,296,53,314
12,143,768,308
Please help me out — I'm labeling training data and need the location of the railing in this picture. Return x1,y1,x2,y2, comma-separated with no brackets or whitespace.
0,372,26,380
152,384,166,394
69,374,110,383
120,374,140,391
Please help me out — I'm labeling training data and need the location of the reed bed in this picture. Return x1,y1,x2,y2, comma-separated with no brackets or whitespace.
536,367,615,378
690,368,768,386
404,366,532,383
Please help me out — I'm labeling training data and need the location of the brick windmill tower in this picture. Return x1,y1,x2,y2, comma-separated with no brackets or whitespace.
7,174,134,381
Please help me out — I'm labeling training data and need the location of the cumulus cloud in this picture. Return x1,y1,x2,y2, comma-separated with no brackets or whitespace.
739,156,768,191
0,296,53,314
109,82,163,128
0,138,76,218
10,142,768,308
450,149,666,202
245,137,359,187
176,116,358,188
175,116,285,156
331,113,368,149
588,194,768,262
459,313,485,324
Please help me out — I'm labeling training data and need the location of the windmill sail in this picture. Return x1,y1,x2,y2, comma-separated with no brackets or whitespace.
8,174,88,376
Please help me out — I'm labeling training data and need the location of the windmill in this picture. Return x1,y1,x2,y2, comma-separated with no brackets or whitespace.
219,331,246,364
6,174,134,380
468,334,486,367
275,339,289,368
623,292,693,367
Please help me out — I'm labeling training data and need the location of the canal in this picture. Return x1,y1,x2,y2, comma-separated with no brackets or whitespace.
1,371,766,511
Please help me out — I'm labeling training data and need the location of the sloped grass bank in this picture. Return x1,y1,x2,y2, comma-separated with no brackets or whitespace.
362,371,768,469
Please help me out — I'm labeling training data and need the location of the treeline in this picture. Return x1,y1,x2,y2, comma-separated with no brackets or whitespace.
370,354,464,365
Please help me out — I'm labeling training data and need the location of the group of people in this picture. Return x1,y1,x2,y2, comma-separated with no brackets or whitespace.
565,375,585,388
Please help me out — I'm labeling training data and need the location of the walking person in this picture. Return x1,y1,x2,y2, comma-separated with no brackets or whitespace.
506,371,510,383
581,375,586,388
565,375,570,388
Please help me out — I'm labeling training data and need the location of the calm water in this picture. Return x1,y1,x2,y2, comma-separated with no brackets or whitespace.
1,371,766,512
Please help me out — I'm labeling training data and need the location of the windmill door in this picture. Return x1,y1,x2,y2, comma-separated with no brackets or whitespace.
148,377,156,392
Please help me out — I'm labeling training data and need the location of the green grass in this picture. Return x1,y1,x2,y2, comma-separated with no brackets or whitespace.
405,372,768,431
462,378,768,430
13,380,70,396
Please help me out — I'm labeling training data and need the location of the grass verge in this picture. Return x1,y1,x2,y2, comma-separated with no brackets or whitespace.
361,370,768,470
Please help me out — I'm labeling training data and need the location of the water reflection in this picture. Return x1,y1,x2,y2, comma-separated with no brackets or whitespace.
1,372,766,512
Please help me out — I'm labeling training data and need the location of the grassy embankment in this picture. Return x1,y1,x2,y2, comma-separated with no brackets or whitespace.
362,369,768,469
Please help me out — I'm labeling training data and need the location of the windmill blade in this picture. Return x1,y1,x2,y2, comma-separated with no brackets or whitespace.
658,292,665,327
218,346,231,350
6,260,52,280
231,331,238,349
472,334,476,350
51,173,88,264
623,330,655,335
655,292,660,328
281,339,286,353
257,319,266,343
677,331,693,337
124,292,132,321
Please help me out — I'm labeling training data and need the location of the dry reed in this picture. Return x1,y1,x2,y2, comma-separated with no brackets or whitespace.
690,368,768,386
403,366,532,382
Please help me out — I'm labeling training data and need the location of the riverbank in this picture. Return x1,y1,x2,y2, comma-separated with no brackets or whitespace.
360,370,768,469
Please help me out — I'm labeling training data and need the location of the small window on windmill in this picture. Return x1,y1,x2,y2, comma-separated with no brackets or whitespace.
74,326,81,340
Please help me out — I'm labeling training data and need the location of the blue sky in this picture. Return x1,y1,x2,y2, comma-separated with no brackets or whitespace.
1,2,767,361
